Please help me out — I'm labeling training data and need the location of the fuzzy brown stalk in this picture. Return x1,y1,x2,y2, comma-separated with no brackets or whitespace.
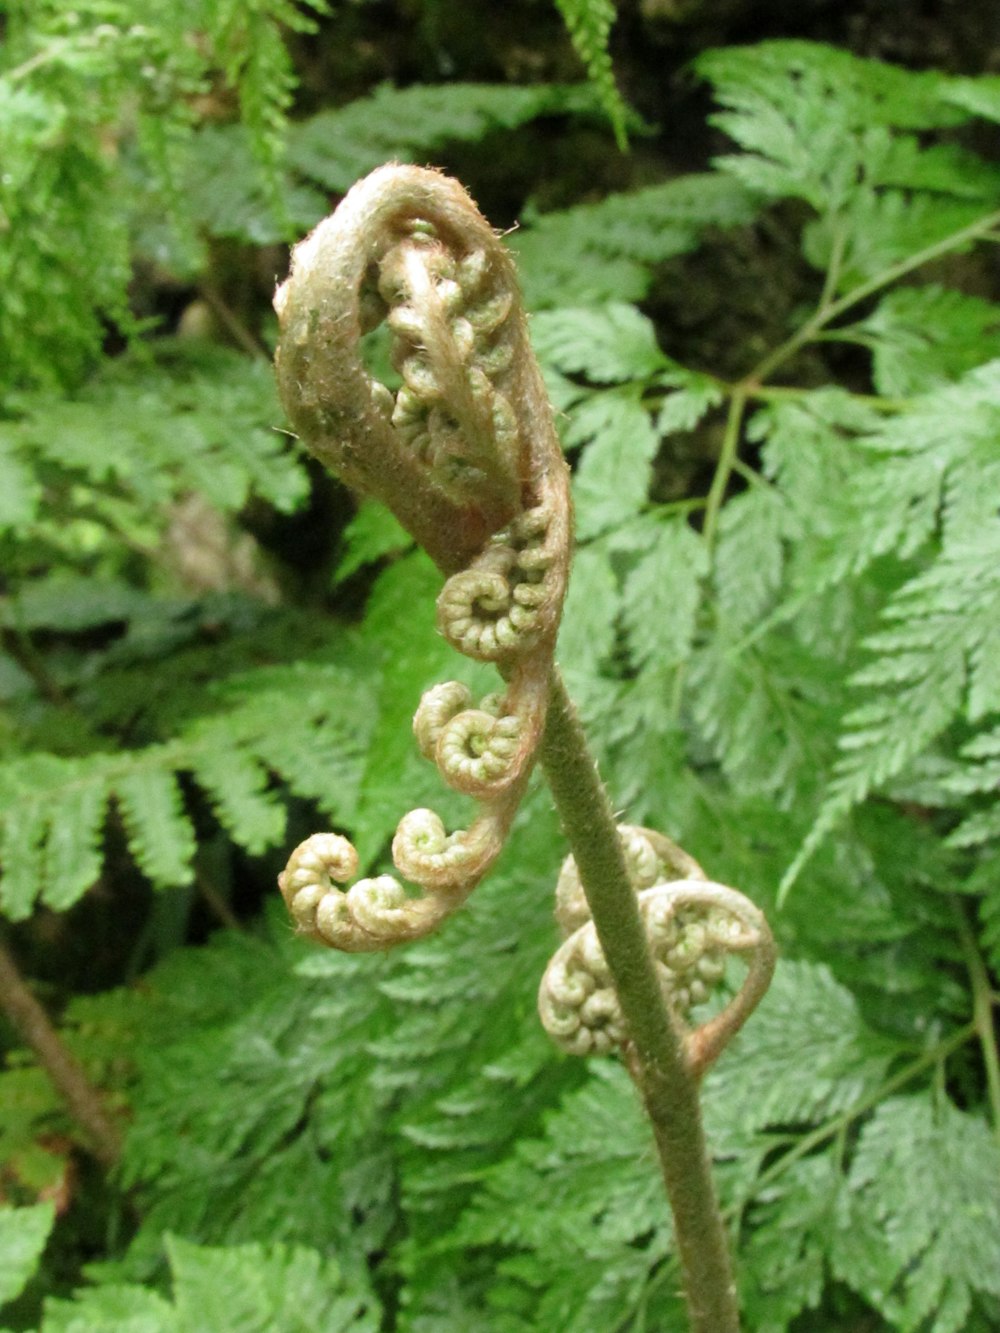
0,935,121,1169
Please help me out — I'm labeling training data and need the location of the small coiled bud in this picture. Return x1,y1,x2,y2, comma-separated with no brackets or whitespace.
413,681,474,761
554,824,708,936
436,503,564,664
279,836,420,953
436,708,522,794
391,807,498,891
538,936,626,1056
279,833,360,932
540,878,775,1077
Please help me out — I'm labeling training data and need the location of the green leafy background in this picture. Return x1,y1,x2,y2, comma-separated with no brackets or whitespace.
2,3,1000,1330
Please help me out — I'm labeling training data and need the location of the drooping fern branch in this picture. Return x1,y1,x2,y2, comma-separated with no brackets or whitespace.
273,163,776,1332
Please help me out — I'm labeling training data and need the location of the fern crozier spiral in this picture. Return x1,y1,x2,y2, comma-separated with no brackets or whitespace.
275,164,570,951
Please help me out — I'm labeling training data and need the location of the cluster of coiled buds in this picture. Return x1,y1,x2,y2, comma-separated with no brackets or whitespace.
274,165,570,952
539,826,776,1076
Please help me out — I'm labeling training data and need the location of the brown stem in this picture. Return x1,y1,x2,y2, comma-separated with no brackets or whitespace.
195,866,244,932
540,668,740,1333
200,282,269,360
0,935,121,1169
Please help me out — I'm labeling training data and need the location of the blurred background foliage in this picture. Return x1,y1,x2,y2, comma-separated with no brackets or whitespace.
2,1,1000,1329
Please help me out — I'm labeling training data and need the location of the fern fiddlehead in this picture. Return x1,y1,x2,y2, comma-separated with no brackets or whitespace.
275,164,570,951
540,825,775,1075
276,163,772,1332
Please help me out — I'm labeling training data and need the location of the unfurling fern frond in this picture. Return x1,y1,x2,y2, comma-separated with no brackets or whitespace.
274,165,571,950
539,825,774,1076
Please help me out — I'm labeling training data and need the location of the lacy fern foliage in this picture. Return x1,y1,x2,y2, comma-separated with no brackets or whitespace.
4,20,1000,1333
39,1235,381,1333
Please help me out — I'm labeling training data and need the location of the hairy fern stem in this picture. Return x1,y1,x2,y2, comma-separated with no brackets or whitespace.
540,669,742,1332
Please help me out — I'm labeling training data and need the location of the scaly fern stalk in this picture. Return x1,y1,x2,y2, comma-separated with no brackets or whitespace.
273,163,775,1331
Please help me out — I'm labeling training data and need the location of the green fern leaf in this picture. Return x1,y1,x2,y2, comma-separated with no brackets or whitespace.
713,486,786,631
850,285,1000,398
737,1153,836,1331
205,0,328,174
40,1235,380,1333
3,344,309,525
980,877,1000,979
832,1096,1000,1331
552,0,628,146
621,516,707,671
943,73,1000,122
510,174,758,308
697,40,967,212
805,191,997,291
0,786,50,920
566,391,660,538
557,542,620,683
333,502,411,585
530,303,668,383
942,727,1000,851
440,959,900,1332
183,125,326,247
690,629,838,804
449,1062,678,1332
115,768,197,890
751,391,884,599
4,575,149,635
708,960,897,1128
0,1201,54,1306
288,82,600,193
0,436,40,531
698,41,1000,290
345,553,470,862
41,776,108,912
0,1066,65,1180
756,372,1000,602
0,3,325,393
0,654,376,919
41,1283,173,1332
788,526,1000,893
655,368,724,435
363,800,578,1259
165,1234,380,1333
109,921,396,1275
186,750,285,855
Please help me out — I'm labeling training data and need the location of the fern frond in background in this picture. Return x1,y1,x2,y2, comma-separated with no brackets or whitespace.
552,0,628,146
4,9,1000,1333
40,1235,381,1333
0,0,328,393
512,175,759,307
